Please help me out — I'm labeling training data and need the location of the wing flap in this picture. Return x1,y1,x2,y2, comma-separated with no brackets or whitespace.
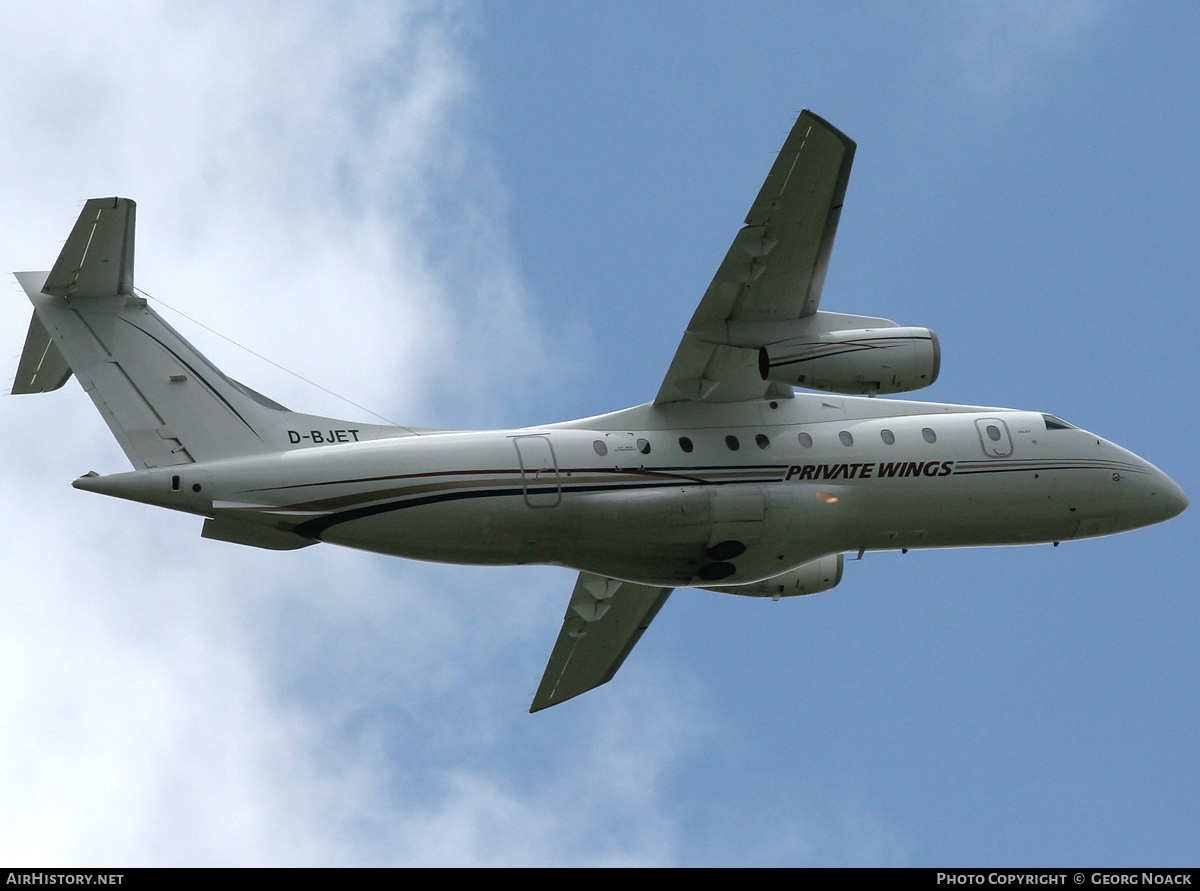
530,572,672,712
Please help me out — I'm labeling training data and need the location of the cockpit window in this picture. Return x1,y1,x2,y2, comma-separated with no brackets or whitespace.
1042,414,1076,431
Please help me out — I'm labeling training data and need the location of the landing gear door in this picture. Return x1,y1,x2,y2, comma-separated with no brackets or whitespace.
975,418,1014,458
513,435,561,507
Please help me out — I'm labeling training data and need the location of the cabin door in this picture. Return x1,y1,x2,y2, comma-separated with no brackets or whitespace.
513,435,561,507
974,418,1014,458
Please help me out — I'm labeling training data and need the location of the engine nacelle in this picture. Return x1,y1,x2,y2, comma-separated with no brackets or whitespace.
700,554,844,598
758,327,940,395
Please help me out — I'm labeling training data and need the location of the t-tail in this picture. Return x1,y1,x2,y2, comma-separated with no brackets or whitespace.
12,197,407,469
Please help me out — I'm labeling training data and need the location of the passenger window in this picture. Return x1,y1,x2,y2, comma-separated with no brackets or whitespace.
593,440,607,456
839,431,853,447
755,433,770,450
725,435,740,451
679,436,693,453
637,438,651,454
798,432,813,449
880,429,895,445
922,427,937,443
986,425,1001,442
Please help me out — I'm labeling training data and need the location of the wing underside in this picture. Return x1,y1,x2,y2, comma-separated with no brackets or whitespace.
531,111,857,709
531,572,672,712
656,110,856,404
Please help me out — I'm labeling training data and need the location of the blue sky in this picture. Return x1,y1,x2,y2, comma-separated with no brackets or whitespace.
0,1,1196,866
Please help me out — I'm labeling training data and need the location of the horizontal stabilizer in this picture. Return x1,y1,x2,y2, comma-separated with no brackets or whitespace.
11,312,71,394
531,572,672,712
43,197,135,299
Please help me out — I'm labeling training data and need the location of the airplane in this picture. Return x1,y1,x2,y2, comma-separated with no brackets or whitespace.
11,111,1188,712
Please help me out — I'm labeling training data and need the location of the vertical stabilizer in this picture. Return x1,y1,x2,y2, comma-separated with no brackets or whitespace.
12,198,408,469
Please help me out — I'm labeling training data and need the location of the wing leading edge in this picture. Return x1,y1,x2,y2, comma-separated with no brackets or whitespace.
531,572,672,712
655,110,856,404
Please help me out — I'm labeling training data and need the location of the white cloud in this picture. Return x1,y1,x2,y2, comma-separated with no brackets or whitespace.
0,2,911,866
928,0,1107,103
0,0,690,866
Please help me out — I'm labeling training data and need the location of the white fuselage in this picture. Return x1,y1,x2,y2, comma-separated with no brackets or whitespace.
79,393,1187,589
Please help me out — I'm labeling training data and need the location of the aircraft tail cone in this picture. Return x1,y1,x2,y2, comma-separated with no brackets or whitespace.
71,471,103,491
71,470,156,502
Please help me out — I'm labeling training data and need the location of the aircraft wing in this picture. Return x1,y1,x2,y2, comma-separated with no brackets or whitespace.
655,110,856,404
531,572,672,712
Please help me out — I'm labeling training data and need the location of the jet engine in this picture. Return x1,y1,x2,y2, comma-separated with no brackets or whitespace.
758,327,939,395
700,553,844,598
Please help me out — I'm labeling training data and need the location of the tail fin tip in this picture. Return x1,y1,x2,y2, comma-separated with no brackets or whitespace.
42,196,136,299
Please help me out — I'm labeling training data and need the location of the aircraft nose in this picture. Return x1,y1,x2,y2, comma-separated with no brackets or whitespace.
1127,462,1189,527
1156,471,1189,521
1100,440,1187,532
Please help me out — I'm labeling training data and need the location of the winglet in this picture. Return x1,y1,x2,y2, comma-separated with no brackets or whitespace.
42,197,136,298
